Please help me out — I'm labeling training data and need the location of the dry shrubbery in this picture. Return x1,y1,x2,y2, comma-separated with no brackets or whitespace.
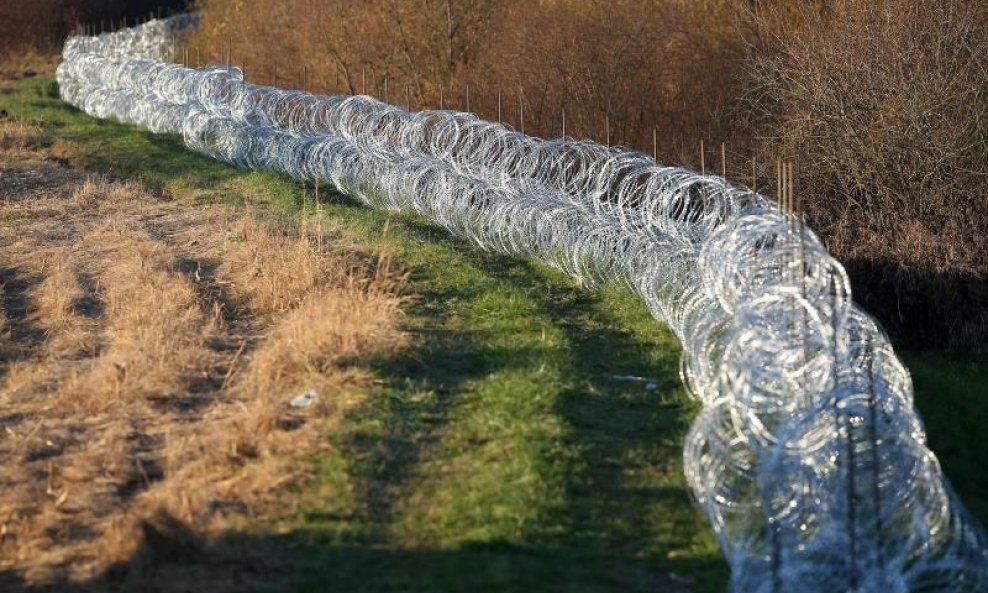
0,0,187,63
0,0,77,58
744,0,988,348
0,133,408,587
191,0,744,163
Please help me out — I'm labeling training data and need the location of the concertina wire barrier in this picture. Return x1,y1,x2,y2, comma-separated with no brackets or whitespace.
54,15,988,593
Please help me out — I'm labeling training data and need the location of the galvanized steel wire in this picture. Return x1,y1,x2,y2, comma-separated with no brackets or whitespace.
56,16,988,593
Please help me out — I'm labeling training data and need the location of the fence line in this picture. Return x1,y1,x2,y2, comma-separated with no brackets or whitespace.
55,17,988,593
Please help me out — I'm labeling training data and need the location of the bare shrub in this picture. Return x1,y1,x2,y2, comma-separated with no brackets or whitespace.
191,0,745,162
745,0,988,349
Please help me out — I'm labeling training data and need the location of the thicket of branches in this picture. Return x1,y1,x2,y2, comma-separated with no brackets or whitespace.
0,0,186,57
191,0,745,165
744,0,988,349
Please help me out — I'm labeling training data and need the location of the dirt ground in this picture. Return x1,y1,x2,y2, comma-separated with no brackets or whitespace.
0,119,407,590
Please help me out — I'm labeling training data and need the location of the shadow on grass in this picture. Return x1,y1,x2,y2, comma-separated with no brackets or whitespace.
316,210,726,591
0,508,720,593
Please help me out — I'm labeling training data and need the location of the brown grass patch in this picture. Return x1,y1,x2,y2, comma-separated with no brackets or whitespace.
0,118,45,153
0,151,408,588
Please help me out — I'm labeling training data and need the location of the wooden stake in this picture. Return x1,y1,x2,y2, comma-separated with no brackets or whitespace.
653,127,658,160
752,156,757,190
225,39,231,65
384,76,389,103
700,139,705,174
465,83,470,112
497,90,502,124
439,84,444,109
361,67,366,95
605,114,611,146
561,106,566,138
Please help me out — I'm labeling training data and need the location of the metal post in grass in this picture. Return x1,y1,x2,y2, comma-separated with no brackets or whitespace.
519,88,525,134
721,142,727,179
776,160,782,210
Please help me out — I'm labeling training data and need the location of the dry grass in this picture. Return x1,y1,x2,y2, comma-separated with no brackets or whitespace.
221,215,350,315
0,118,44,153
0,141,408,587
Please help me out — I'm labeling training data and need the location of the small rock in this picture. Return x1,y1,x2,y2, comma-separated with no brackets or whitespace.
289,389,318,408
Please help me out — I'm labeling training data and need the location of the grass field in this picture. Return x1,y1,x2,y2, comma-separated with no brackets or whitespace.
0,74,985,593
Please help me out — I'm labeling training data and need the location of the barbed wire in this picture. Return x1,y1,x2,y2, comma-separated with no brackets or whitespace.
54,16,988,593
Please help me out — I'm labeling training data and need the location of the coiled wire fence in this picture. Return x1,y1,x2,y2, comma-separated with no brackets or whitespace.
55,16,988,593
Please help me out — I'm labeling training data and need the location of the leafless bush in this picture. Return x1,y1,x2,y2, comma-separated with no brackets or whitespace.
744,0,988,349
191,0,745,163
0,0,188,62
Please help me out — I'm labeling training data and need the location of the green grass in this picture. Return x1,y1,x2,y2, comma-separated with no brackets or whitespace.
2,75,986,592
905,353,988,523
